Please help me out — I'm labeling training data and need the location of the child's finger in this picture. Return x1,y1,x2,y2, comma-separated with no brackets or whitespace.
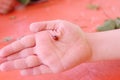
0,3,9,10
0,55,41,71
29,20,62,32
0,3,10,14
20,65,52,76
4,0,15,6
0,58,7,64
0,0,15,13
0,8,8,14
7,48,35,61
0,35,35,57
20,68,34,76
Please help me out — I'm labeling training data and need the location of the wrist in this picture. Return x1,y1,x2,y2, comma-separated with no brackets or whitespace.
85,32,109,62
85,32,99,62
86,30,120,62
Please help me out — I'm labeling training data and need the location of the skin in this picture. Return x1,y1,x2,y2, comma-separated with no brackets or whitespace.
0,20,91,75
0,20,120,75
87,29,120,61
0,0,47,14
0,0,15,14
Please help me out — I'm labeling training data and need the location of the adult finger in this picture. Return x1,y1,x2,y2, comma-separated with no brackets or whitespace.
0,35,35,57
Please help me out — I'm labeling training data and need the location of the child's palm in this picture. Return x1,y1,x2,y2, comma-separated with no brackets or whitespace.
0,20,91,75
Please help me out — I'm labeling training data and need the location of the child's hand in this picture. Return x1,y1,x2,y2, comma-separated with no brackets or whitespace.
0,20,92,75
0,0,15,14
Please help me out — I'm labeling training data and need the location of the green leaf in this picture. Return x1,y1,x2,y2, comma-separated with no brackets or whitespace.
10,15,16,20
18,0,31,5
97,20,116,31
87,4,99,10
115,17,120,29
2,37,13,42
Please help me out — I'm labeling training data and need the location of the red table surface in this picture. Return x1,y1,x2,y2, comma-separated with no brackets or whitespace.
0,0,120,80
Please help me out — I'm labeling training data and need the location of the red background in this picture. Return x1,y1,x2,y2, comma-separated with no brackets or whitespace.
0,0,120,80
